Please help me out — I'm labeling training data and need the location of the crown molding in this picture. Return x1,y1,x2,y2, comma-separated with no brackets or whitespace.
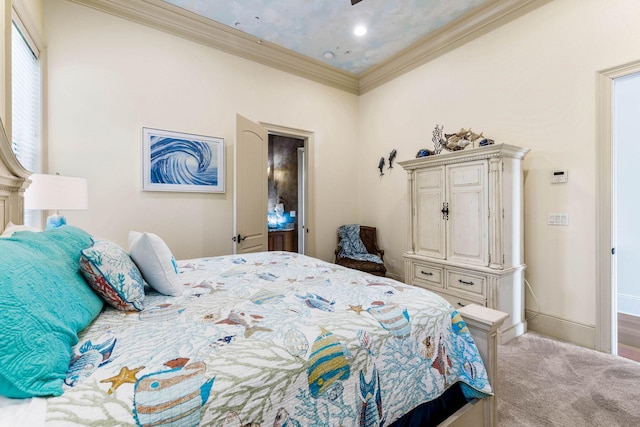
68,0,549,96
359,0,550,94
67,0,360,94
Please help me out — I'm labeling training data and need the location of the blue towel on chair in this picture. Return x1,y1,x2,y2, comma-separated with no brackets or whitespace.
338,224,383,264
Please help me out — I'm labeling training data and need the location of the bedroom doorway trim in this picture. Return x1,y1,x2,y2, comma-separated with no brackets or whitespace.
261,121,315,258
595,59,640,354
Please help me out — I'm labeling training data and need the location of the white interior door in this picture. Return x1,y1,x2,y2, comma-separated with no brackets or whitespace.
234,114,268,254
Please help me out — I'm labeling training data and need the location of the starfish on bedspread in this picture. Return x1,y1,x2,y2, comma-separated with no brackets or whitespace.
348,304,365,315
100,365,145,395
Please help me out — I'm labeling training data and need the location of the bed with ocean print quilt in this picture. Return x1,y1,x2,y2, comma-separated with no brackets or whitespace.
43,251,491,426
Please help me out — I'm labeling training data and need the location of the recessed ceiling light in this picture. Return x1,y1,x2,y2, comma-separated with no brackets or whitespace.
354,25,367,36
323,51,335,59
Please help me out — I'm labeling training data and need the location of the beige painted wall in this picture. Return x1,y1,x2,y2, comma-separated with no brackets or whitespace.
17,0,44,35
359,0,640,333
44,0,360,261
35,0,640,344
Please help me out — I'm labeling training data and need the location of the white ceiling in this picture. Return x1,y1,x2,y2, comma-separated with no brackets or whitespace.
160,0,490,74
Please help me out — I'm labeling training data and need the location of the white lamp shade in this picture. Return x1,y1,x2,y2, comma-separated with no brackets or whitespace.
24,174,88,211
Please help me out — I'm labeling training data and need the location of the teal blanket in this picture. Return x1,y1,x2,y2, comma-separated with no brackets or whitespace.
0,226,103,398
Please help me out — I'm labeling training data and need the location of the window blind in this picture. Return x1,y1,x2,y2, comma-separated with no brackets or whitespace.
12,20,42,227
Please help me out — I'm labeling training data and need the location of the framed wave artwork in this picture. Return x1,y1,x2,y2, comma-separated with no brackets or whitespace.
142,127,225,193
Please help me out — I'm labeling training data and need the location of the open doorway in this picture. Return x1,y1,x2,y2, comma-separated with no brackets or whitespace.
267,134,306,254
613,71,640,362
596,60,640,357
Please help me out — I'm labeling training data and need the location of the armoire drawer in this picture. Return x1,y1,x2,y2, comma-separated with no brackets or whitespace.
439,291,487,310
412,263,443,288
446,270,486,297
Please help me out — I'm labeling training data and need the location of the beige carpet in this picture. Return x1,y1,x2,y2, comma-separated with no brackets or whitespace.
496,332,640,426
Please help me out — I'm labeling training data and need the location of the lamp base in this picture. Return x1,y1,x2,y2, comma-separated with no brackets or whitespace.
45,214,67,230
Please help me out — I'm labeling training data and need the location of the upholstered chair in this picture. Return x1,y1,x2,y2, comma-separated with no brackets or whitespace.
334,225,387,277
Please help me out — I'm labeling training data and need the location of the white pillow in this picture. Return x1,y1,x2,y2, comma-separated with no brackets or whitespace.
128,231,183,296
1,221,42,237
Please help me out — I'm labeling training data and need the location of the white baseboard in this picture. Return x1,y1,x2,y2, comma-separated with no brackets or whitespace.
499,320,527,345
617,293,640,317
525,310,596,349
618,312,640,348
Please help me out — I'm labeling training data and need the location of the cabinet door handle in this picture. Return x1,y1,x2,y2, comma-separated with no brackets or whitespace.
420,270,433,276
441,202,449,220
458,279,475,286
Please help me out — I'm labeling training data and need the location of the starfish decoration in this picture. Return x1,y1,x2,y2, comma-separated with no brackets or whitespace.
100,365,145,395
348,304,364,315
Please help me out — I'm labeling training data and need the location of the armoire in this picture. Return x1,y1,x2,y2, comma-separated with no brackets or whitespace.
399,144,529,344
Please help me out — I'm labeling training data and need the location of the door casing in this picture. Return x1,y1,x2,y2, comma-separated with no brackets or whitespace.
238,120,315,257
595,60,640,354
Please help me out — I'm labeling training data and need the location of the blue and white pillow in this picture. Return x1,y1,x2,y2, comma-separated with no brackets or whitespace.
80,240,145,311
128,231,183,297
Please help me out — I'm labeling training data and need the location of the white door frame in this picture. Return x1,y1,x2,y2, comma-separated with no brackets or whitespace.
261,122,315,257
297,146,306,254
595,60,640,353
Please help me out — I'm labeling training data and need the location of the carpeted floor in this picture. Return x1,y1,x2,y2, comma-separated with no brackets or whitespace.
496,332,640,426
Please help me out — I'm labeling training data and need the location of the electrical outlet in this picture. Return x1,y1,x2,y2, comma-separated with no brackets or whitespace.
390,260,396,269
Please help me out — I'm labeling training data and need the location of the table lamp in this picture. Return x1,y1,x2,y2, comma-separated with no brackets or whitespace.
24,173,89,230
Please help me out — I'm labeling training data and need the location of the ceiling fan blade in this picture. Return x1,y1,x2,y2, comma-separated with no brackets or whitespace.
351,0,363,5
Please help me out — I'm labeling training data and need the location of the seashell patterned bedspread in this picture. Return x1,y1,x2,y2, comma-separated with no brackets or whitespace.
45,252,491,426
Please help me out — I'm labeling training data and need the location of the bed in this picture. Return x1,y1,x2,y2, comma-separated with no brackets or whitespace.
0,120,506,427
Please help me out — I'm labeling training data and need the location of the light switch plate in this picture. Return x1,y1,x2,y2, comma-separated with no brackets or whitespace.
548,213,569,226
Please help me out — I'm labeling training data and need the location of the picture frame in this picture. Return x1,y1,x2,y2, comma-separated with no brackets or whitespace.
142,127,225,193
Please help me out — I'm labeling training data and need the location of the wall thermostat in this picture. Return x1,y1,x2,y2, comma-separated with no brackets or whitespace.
551,170,568,184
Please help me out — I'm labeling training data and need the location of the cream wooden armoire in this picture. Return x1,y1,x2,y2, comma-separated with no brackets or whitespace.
399,144,529,344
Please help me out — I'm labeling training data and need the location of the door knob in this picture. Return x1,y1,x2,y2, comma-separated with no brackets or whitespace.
232,234,248,242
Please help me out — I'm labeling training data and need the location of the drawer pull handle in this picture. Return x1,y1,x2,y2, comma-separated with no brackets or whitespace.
458,279,475,286
420,270,433,276
457,302,466,307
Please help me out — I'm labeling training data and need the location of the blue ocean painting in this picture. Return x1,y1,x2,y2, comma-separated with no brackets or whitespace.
149,136,218,186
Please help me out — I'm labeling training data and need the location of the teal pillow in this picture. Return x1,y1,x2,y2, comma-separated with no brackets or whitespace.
0,226,104,398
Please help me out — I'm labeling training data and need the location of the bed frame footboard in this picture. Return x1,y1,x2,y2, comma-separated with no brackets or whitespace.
453,304,508,427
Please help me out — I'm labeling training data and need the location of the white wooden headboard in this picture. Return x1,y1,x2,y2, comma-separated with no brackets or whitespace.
0,119,31,233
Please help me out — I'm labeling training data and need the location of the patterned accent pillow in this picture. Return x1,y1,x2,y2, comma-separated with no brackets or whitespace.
80,240,145,311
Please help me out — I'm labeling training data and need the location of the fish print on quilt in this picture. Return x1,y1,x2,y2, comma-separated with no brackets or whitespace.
44,252,491,427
